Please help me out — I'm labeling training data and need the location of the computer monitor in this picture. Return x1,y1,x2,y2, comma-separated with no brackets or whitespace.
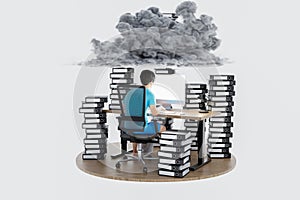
150,73,186,129
151,73,186,109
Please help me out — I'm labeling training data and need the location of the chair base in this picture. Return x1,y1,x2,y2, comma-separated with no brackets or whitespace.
115,144,158,173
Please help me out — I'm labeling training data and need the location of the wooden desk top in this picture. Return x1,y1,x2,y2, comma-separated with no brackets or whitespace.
103,108,219,121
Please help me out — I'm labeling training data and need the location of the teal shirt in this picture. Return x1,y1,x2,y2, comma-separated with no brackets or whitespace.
123,88,155,124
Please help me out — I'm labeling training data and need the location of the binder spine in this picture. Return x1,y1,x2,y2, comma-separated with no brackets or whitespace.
208,75,235,158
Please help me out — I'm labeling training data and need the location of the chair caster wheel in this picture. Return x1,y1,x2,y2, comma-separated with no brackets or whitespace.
143,167,147,173
116,162,121,169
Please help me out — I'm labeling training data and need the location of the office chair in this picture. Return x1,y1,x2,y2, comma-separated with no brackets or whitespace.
115,84,159,173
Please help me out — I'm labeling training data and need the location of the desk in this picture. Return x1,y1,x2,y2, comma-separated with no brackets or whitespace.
103,108,219,170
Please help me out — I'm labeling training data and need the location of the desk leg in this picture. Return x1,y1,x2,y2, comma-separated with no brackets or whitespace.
121,137,127,151
190,120,211,171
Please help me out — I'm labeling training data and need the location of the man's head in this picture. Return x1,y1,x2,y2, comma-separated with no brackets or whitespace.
140,70,155,87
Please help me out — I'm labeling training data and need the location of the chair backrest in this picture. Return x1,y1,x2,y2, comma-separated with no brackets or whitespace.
117,85,146,134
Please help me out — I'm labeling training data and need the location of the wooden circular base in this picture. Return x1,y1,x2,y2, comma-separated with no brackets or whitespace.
76,143,236,182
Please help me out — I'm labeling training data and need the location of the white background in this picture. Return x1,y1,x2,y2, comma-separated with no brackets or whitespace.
0,0,299,199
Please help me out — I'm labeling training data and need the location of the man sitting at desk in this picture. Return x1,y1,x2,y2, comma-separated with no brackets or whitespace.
123,70,166,154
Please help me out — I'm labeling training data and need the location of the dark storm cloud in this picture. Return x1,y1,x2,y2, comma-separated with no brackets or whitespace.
83,1,224,67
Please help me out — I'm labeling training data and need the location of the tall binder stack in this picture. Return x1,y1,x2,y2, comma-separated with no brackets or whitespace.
109,67,134,110
79,96,109,160
207,75,235,158
184,83,208,151
157,130,192,178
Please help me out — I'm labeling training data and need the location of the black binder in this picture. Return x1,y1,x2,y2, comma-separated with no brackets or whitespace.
160,130,191,140
85,128,108,134
160,144,191,153
84,113,106,119
209,75,234,81
215,112,234,117
185,98,207,103
111,88,130,94
158,150,191,159
207,137,230,143
155,68,175,75
84,143,107,149
79,107,103,113
209,122,234,128
109,84,119,89
209,80,236,86
184,102,206,109
209,153,231,158
82,102,105,108
85,96,108,103
159,137,192,147
82,123,107,129
82,154,106,160
109,72,133,79
158,168,190,177
185,88,208,94
209,127,231,133
208,91,235,96
112,67,134,73
209,116,231,122
109,94,125,100
85,148,107,154
209,132,233,138
111,78,133,84
208,101,234,107
158,156,190,165
185,84,207,89
158,162,190,171
208,142,232,148
186,94,206,99
208,147,230,153
209,85,234,92
208,96,233,102
109,104,121,110
85,133,108,139
208,106,233,112
83,138,107,144
84,118,107,124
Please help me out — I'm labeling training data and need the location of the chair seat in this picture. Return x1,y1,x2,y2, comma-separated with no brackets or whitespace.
120,131,159,143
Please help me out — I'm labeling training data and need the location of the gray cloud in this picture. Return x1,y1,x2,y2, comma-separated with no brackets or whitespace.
83,1,224,67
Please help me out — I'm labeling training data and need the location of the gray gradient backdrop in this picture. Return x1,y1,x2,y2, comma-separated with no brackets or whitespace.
0,0,299,199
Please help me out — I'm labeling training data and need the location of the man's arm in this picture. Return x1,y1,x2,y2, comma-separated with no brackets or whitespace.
149,105,158,116
149,105,165,116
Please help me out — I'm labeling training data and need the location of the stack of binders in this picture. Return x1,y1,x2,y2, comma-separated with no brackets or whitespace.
109,67,134,110
79,96,109,160
207,75,235,158
184,83,208,151
157,130,192,178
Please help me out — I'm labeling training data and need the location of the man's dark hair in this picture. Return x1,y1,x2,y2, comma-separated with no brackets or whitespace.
140,70,155,85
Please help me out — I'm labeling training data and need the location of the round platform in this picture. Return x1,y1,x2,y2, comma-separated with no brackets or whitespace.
76,143,236,182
